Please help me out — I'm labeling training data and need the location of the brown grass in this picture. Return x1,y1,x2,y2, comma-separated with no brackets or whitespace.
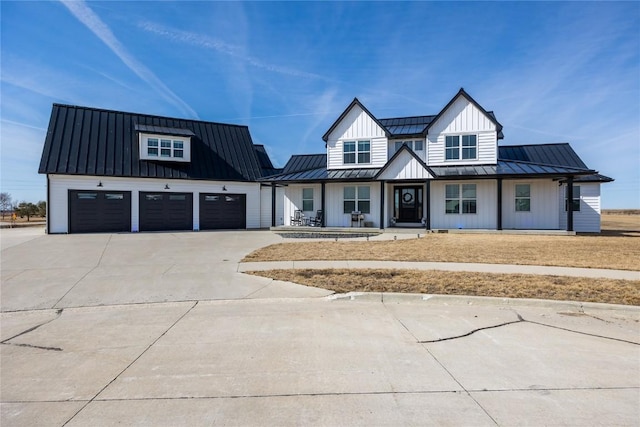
250,269,640,306
244,232,640,271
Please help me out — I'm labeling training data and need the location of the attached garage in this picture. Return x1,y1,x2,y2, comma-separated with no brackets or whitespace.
139,192,193,232
69,190,131,233
199,193,246,230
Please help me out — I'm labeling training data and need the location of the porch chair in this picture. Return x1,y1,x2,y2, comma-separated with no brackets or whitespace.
290,209,304,226
309,210,323,227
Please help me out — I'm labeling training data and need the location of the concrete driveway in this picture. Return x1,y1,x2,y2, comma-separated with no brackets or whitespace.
1,228,639,426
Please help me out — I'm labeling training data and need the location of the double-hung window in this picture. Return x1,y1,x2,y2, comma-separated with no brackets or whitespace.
343,186,370,214
446,135,477,160
343,140,370,164
515,184,531,212
445,183,476,214
302,188,314,212
565,185,581,211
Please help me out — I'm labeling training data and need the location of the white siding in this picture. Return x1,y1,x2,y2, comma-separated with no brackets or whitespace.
282,184,322,226
48,174,262,233
427,96,498,166
559,183,602,232
377,150,433,181
430,180,498,229
325,182,381,227
260,186,284,228
326,105,388,170
502,180,560,230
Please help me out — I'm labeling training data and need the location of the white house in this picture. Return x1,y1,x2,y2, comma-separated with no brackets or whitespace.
263,89,613,232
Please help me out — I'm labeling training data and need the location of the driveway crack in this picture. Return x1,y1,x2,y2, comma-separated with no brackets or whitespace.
418,315,525,343
1,308,65,351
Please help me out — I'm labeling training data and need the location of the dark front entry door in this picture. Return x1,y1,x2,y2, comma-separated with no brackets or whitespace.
394,186,423,223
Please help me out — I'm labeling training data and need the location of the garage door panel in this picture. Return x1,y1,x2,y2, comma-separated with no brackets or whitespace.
139,192,193,231
69,191,131,233
199,193,246,230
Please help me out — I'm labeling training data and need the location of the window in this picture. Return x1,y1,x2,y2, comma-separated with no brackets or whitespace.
393,140,424,153
565,185,581,211
77,193,97,200
445,136,459,160
140,134,190,162
105,193,124,200
343,186,370,214
302,188,314,211
515,184,531,212
343,140,370,164
446,135,477,160
147,138,159,156
461,135,477,159
169,194,186,201
445,183,476,214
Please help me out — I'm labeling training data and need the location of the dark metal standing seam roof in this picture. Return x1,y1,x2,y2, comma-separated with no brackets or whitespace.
282,154,328,174
429,160,596,179
39,104,272,181
378,116,435,137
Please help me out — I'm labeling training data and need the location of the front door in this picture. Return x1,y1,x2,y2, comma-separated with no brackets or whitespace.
394,186,423,223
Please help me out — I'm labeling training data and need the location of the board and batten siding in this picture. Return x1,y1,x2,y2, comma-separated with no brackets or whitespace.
282,184,322,226
427,96,497,166
430,180,498,229
502,180,560,230
324,182,381,228
260,186,285,228
559,183,602,233
326,104,388,170
48,174,262,233
377,150,433,181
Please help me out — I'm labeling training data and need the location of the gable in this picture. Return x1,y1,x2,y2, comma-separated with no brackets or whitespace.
377,147,433,180
323,99,388,142
428,95,497,135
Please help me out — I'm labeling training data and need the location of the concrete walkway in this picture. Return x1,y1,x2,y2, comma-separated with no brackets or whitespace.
239,260,640,280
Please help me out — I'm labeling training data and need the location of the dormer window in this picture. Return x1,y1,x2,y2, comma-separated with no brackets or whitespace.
136,124,193,163
343,140,370,164
393,140,424,153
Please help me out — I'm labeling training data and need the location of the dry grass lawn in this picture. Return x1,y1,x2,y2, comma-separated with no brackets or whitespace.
244,214,640,271
250,269,640,306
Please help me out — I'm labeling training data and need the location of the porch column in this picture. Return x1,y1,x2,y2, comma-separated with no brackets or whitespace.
496,178,503,230
425,180,431,230
271,185,276,227
321,182,326,227
379,181,385,229
566,177,574,232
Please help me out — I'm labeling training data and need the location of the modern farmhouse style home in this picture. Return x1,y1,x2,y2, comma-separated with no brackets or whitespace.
263,89,612,233
38,104,281,233
39,89,612,234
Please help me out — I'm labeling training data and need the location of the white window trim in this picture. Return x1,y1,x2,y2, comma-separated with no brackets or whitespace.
515,183,531,212
444,133,478,161
139,133,191,162
393,140,425,154
343,185,371,214
343,140,371,165
445,183,477,215
302,188,314,212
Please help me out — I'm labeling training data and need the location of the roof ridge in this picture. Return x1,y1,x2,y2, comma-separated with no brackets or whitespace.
499,142,570,148
379,114,437,121
51,103,249,129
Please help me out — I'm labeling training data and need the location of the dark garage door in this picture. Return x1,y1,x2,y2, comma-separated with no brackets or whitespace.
199,193,246,230
69,190,131,233
139,192,193,231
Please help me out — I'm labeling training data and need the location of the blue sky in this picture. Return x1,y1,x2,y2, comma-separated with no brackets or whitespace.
1,1,638,208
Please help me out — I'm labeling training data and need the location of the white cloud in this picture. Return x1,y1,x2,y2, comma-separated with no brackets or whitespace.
59,0,198,118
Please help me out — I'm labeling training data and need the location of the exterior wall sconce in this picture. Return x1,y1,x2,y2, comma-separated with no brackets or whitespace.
164,184,170,190
97,181,103,187
222,186,227,191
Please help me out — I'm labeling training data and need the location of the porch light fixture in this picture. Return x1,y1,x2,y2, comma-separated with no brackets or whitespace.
164,184,170,190
222,185,227,191
97,181,103,187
